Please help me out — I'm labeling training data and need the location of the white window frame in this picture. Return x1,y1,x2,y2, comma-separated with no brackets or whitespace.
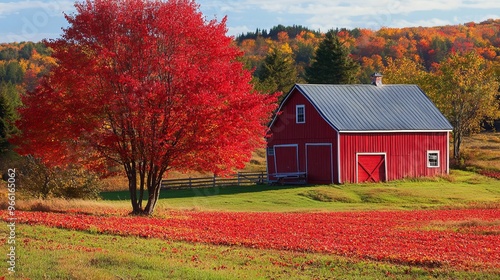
296,105,305,124
427,150,440,168
267,146,274,156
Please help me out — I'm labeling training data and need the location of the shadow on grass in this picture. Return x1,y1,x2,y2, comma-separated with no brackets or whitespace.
100,184,313,201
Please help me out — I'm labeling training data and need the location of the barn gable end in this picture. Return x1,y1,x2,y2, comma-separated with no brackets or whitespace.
267,87,339,184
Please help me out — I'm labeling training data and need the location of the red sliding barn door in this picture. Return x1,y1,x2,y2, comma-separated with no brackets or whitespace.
306,144,333,184
274,145,299,173
357,154,386,183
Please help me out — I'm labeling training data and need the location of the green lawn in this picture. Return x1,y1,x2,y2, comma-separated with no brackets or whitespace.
100,170,500,212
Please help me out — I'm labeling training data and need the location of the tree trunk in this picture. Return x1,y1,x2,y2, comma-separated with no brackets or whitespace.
126,161,166,215
128,178,142,214
143,184,158,215
42,173,50,199
454,137,461,160
453,129,462,161
144,190,157,215
143,169,163,215
138,161,146,210
126,162,142,214
148,180,162,215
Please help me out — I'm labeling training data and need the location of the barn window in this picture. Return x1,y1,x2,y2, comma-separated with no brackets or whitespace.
296,105,305,123
427,151,440,168
267,147,274,156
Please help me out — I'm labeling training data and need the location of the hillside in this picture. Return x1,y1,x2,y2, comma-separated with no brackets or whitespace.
236,19,500,83
2,20,498,89
1,20,498,94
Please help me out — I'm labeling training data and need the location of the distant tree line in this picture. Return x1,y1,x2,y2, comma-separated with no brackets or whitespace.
235,24,322,42
237,19,500,86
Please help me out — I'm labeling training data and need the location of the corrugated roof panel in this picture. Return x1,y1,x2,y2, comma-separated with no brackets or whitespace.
295,84,453,131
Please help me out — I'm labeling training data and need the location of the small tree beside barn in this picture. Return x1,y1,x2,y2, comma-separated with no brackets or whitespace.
266,74,453,184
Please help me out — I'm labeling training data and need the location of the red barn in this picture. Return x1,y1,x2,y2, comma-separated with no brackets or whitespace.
266,77,453,184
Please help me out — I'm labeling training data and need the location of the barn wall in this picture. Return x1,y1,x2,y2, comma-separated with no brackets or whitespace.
340,132,449,183
267,88,339,183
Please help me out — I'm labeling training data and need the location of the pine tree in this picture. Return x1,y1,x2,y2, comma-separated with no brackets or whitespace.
256,44,297,96
0,82,20,153
305,30,359,84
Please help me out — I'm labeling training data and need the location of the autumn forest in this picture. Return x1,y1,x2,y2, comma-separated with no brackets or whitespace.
2,19,500,92
3,20,499,122
240,20,499,82
2,19,499,135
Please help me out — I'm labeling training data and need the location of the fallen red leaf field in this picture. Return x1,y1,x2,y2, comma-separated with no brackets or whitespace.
4,209,499,270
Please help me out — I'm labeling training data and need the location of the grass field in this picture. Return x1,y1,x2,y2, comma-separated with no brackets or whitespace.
462,132,500,171
4,224,498,280
99,169,499,212
1,133,499,279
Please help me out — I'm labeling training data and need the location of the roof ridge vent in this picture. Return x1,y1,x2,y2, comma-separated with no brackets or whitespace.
371,72,383,86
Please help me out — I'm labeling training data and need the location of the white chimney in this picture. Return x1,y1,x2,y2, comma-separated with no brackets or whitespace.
371,72,383,86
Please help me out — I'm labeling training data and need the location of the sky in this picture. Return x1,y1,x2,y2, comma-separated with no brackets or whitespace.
0,0,499,43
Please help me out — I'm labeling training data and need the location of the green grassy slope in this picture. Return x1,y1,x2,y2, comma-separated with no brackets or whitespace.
100,170,499,212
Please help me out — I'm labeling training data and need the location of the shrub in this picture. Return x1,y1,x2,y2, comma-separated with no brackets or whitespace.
15,156,101,199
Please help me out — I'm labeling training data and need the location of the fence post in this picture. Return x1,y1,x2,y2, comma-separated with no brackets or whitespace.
189,177,192,188
237,172,241,186
213,174,216,188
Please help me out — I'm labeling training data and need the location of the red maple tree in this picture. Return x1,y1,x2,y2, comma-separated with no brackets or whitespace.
15,0,277,215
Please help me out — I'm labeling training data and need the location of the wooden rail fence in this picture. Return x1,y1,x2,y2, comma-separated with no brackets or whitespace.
161,171,267,190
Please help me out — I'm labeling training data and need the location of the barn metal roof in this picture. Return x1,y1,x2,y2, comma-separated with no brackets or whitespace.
292,84,453,132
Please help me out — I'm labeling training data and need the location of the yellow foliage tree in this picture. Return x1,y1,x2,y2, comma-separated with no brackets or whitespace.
431,51,500,160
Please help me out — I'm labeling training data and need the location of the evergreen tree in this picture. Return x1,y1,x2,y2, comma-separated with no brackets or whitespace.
256,45,297,97
305,30,359,84
0,82,20,153
19,42,34,60
3,62,24,84
0,47,18,61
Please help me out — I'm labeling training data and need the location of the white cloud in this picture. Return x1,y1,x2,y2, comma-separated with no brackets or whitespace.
391,18,453,28
452,13,500,26
201,0,499,17
305,13,356,32
0,31,60,42
226,25,253,36
0,1,74,42
205,0,499,33
0,0,74,17
1,0,497,42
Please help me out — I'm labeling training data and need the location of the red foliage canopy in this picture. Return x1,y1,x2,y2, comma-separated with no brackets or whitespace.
15,0,277,213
